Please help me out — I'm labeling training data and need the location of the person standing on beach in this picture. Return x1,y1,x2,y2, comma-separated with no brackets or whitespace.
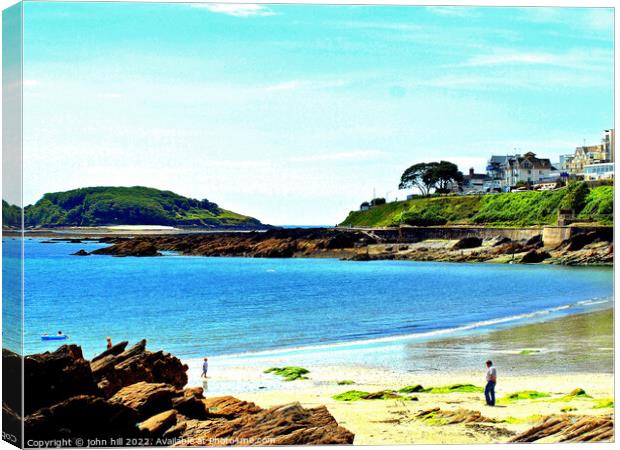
201,357,209,378
485,360,497,406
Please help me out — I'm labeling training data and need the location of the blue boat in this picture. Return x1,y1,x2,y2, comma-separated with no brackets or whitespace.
41,335,68,341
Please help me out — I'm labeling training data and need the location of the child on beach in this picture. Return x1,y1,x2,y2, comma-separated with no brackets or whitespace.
201,357,209,378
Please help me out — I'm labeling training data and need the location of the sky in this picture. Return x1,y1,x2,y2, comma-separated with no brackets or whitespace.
18,2,614,225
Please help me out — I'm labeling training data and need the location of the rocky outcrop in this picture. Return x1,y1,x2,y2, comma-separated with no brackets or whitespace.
92,229,375,259
509,414,613,443
11,341,354,446
24,345,99,414
88,227,612,266
90,339,188,397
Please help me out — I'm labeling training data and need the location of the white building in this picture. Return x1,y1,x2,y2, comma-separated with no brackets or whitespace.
583,162,614,180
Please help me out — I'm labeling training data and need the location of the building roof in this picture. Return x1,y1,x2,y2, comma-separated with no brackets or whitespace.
507,152,552,170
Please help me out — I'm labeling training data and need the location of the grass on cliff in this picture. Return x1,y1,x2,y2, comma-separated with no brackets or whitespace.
340,183,613,228
264,366,309,381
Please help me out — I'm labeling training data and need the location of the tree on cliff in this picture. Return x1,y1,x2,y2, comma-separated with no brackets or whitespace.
399,161,463,195
399,163,434,196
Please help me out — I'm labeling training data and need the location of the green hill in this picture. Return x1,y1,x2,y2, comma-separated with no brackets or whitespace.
340,183,613,228
18,186,267,229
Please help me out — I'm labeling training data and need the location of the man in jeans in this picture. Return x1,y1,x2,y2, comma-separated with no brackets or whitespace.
485,360,497,406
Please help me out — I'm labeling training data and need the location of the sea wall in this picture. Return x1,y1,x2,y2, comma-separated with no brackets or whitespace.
343,226,613,248
345,226,543,243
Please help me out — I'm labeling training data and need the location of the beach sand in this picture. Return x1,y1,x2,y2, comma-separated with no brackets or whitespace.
193,309,614,444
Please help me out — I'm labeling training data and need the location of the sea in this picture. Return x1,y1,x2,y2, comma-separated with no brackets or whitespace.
2,237,612,367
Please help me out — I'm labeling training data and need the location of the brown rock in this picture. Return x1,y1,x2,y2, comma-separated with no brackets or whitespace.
24,395,139,442
509,414,613,443
176,402,354,446
24,345,99,414
91,341,129,363
109,382,180,419
93,340,188,397
202,396,262,419
138,409,178,436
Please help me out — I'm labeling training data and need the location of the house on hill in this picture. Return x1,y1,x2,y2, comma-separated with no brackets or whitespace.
504,152,553,187
461,168,489,194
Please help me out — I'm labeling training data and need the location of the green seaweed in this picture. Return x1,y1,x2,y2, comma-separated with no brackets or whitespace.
561,406,577,412
553,388,592,402
398,384,425,393
332,390,370,401
264,366,309,381
424,384,484,394
519,349,541,355
332,389,407,401
337,380,355,385
501,414,544,424
593,399,614,409
498,390,551,404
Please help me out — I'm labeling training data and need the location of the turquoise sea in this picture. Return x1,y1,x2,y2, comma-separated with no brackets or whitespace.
3,238,612,363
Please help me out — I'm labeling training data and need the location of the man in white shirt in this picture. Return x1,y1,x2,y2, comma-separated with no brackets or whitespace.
485,360,497,406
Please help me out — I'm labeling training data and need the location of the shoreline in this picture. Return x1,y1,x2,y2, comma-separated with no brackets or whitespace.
199,308,613,444
184,307,613,393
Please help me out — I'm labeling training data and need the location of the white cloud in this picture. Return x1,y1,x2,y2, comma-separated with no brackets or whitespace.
291,149,385,163
192,4,278,17
24,79,40,87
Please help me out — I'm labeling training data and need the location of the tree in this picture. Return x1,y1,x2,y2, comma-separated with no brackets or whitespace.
399,161,463,195
431,161,463,194
399,163,435,196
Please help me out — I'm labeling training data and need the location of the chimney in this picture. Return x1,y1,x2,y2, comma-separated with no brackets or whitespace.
469,167,474,176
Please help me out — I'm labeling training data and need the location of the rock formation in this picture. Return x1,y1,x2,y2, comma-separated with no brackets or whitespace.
4,341,354,447
86,227,612,266
509,414,613,443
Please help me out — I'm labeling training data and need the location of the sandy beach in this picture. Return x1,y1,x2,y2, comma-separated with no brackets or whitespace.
188,308,614,444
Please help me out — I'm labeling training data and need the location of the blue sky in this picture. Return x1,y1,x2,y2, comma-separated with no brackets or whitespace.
21,2,613,224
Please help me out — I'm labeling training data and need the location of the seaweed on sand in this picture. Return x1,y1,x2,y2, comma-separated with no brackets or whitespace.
264,366,309,381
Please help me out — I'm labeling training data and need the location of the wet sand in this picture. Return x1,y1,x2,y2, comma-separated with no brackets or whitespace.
191,309,614,444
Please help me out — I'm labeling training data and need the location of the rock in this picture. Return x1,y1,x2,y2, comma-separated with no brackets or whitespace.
24,395,139,442
490,236,512,246
92,340,188,397
91,341,129,363
24,345,99,415
521,249,551,264
452,237,482,250
138,409,178,436
109,382,180,419
172,394,208,420
19,341,355,446
525,234,543,247
162,421,187,439
202,396,262,419
93,240,162,257
177,402,354,446
509,414,613,443
71,249,90,256
2,349,23,415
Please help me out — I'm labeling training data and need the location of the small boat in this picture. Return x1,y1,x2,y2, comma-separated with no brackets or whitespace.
41,335,68,341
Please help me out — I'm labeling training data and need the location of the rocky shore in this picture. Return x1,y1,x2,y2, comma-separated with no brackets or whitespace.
75,227,613,265
2,341,354,447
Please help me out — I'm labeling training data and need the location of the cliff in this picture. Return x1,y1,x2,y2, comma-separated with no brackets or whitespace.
19,186,269,230
2,341,354,446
